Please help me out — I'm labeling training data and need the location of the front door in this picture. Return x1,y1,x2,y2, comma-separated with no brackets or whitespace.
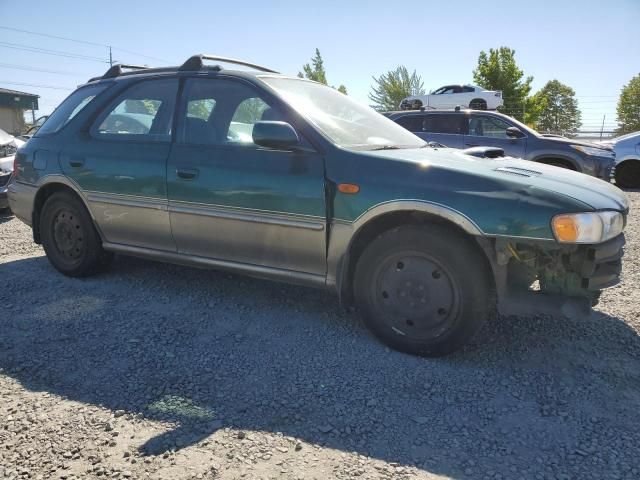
167,77,327,275
60,78,179,251
464,114,527,157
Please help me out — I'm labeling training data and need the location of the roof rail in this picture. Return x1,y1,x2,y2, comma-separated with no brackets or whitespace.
180,54,279,74
103,63,149,79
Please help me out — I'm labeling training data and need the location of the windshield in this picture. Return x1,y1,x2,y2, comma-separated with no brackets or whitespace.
260,77,426,150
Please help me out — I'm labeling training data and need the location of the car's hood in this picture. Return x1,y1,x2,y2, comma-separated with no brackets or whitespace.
368,147,629,212
534,135,613,150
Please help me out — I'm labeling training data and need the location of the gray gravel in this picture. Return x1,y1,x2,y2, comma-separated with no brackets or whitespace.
1,192,639,480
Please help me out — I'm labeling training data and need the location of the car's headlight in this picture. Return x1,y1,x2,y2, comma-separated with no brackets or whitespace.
570,145,615,158
552,211,624,243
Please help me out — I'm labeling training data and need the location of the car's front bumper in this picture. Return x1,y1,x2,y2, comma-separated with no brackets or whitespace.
0,172,12,210
480,233,625,316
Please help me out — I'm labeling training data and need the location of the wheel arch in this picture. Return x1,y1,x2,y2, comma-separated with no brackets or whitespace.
32,177,97,244
333,202,494,306
531,155,580,171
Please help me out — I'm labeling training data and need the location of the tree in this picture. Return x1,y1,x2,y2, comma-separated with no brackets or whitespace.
616,74,640,134
535,80,582,135
368,66,425,111
473,47,533,121
298,48,347,94
523,92,547,129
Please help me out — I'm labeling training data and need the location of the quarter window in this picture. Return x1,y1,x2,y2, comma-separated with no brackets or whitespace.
95,79,178,140
423,114,463,134
468,115,513,138
36,84,109,136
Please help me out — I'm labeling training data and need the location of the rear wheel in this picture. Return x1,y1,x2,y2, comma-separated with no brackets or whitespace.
353,224,493,356
40,191,113,277
615,161,640,188
469,98,487,110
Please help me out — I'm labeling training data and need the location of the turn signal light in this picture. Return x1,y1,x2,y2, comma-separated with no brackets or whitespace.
552,215,579,243
338,183,360,194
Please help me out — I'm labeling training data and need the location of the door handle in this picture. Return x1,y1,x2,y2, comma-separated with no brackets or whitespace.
176,168,199,180
68,157,85,168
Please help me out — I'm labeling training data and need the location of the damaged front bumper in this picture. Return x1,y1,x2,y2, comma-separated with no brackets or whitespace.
479,234,625,316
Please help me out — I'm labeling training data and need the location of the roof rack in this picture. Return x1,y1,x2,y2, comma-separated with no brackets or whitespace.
180,54,279,74
88,63,150,82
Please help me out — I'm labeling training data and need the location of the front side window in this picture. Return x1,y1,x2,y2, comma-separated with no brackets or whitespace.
95,79,178,140
468,115,513,138
179,78,286,146
423,114,463,134
261,77,425,150
36,83,110,136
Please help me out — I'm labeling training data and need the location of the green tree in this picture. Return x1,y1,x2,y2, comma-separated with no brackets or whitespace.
616,74,640,134
535,80,582,135
298,48,347,94
368,66,425,111
473,47,533,121
523,92,547,129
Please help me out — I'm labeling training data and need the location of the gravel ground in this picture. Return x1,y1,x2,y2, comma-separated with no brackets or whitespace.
1,192,639,480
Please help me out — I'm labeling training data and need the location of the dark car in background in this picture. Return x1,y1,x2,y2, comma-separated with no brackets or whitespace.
384,109,616,180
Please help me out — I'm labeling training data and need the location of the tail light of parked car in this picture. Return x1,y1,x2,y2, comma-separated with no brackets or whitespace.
495,91,502,97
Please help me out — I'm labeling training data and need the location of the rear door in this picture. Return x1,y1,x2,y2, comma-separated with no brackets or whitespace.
60,78,179,251
420,113,465,148
464,114,526,157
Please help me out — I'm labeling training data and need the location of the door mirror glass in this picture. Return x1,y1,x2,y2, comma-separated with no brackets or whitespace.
506,126,525,138
252,121,299,149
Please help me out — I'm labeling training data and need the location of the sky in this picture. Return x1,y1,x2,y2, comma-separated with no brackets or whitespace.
0,0,638,132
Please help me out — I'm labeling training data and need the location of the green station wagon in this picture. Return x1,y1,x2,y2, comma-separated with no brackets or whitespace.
8,55,629,356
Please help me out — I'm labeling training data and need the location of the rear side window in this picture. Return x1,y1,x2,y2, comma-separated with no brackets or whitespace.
423,114,463,134
94,79,179,140
36,84,109,136
396,115,425,132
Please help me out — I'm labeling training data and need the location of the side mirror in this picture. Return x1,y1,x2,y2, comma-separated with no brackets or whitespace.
252,121,299,149
506,126,524,138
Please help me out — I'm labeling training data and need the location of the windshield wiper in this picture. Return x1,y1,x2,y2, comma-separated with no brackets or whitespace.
370,145,402,151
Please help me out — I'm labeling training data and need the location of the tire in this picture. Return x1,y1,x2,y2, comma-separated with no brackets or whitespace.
469,99,487,110
615,161,640,189
353,224,493,357
40,191,113,277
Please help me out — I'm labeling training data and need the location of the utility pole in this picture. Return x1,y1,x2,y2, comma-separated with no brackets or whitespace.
31,100,35,124
600,114,605,141
109,46,113,66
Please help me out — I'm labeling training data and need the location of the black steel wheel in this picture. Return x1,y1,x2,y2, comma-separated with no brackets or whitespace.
354,224,493,356
40,191,113,277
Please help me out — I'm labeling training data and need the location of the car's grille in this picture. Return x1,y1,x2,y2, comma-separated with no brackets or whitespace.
0,172,11,188
0,144,17,158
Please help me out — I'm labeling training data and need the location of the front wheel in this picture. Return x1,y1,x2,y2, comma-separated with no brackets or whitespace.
354,224,493,356
40,191,113,277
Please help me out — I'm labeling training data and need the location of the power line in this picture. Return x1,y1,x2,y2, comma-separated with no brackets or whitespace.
0,41,108,63
0,25,108,47
0,25,172,64
0,63,78,75
0,81,74,91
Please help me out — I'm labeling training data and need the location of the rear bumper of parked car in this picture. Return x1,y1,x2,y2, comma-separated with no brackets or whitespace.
7,180,36,225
